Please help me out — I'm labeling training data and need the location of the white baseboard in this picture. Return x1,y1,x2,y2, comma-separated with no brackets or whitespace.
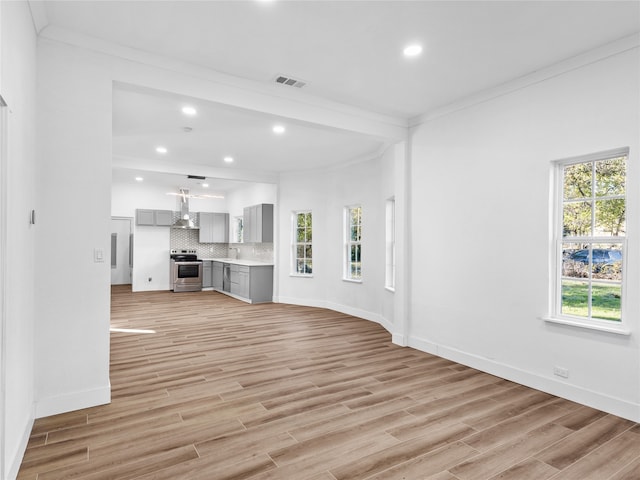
35,384,111,419
6,415,34,480
275,296,396,336
409,334,640,423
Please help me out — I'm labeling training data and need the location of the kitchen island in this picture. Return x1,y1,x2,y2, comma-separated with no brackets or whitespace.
201,258,273,303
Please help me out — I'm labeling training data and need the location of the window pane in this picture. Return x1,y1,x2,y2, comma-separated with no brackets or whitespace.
561,279,589,318
563,242,589,279
305,245,312,258
296,245,305,259
591,282,621,321
304,260,312,274
351,244,361,262
564,163,592,199
595,157,625,197
591,243,623,282
563,201,592,237
595,199,625,237
297,214,305,228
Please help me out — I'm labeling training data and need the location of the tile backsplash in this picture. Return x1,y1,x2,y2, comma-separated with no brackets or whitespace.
170,228,273,262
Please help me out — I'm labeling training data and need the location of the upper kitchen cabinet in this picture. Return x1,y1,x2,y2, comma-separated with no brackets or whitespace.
136,209,174,226
243,204,274,243
199,212,229,243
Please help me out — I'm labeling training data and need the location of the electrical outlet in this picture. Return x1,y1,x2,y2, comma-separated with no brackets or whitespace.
554,366,569,378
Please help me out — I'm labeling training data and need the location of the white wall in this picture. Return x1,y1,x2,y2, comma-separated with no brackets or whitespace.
35,38,113,418
409,47,640,421
276,145,402,333
0,2,37,478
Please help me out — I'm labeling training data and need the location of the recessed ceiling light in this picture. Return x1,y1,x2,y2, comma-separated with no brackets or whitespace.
155,146,167,154
224,156,234,163
272,124,286,134
135,177,144,182
403,44,423,57
181,106,197,116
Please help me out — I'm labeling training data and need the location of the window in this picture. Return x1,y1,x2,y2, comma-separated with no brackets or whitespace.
385,197,395,290
233,216,243,243
292,211,312,275
345,205,362,281
553,149,628,324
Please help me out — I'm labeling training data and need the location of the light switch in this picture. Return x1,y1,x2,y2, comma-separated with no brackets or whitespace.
94,248,105,263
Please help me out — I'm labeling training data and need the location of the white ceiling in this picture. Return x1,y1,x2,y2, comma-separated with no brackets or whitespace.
35,0,640,189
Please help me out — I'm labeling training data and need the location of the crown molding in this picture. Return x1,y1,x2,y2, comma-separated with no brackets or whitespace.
27,1,48,34
410,32,640,128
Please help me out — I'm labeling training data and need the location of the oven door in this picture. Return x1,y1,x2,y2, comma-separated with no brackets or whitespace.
173,261,203,292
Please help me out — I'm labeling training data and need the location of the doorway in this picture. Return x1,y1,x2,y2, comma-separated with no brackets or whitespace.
111,217,133,285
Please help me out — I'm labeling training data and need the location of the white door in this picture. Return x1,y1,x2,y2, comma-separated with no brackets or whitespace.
111,217,132,285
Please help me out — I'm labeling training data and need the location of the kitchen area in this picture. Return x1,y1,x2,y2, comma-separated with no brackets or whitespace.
111,168,277,303
167,200,274,303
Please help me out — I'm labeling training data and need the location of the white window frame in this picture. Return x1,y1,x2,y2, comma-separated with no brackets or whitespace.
547,147,630,335
344,205,362,282
291,210,312,277
385,197,396,291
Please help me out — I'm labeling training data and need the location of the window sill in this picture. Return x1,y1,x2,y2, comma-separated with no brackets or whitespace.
342,278,362,284
290,273,313,278
542,316,631,336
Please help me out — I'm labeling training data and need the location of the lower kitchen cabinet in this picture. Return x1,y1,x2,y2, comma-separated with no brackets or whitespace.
212,261,223,290
202,261,212,288
225,264,273,303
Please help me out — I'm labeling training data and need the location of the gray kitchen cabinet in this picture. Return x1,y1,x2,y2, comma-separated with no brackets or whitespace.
246,265,273,303
212,261,223,289
199,212,229,243
154,210,174,226
135,209,155,226
229,264,241,296
202,261,213,288
242,204,273,243
136,209,174,226
227,264,272,303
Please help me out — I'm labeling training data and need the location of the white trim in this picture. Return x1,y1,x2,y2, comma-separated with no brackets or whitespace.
35,385,111,419
408,334,639,422
27,0,48,34
551,149,629,327
6,418,32,480
344,205,363,281
542,316,631,336
275,296,396,338
552,146,630,167
411,33,640,127
0,96,8,480
291,210,313,277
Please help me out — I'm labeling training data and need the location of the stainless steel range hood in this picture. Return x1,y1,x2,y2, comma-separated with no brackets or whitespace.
172,188,198,229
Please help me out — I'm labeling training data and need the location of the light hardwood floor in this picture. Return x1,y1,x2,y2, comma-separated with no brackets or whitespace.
18,285,640,479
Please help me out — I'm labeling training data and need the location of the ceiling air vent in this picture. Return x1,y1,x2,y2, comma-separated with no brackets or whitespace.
274,75,306,89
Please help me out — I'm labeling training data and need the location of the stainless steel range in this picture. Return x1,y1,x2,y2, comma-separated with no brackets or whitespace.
170,249,203,292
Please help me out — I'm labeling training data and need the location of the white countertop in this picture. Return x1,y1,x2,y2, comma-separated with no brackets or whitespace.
200,258,274,267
